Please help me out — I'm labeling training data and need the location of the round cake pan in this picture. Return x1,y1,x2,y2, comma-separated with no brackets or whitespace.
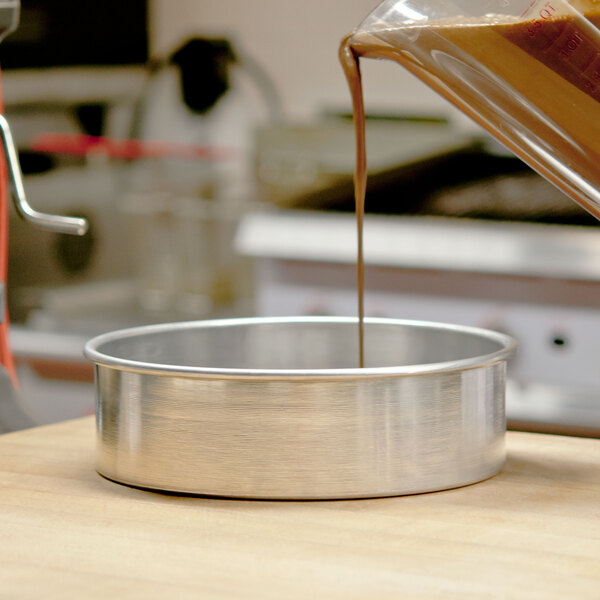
84,316,517,499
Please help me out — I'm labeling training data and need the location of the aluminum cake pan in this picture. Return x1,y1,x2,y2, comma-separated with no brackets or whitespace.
84,316,517,499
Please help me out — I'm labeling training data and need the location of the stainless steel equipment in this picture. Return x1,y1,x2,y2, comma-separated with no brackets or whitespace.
0,0,88,433
0,1,18,42
84,316,516,499
0,1,86,236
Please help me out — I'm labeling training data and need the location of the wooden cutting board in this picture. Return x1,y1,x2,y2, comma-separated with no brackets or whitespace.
0,416,598,598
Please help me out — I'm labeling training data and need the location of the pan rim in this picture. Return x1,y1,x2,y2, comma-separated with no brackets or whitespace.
83,315,517,379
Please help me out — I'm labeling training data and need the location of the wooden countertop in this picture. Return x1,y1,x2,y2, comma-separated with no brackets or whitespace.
1,417,599,598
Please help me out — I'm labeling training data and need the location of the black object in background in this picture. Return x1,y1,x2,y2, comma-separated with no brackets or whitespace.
169,38,236,114
0,0,148,68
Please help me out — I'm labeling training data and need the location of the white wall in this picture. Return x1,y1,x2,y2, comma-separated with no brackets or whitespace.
148,0,451,121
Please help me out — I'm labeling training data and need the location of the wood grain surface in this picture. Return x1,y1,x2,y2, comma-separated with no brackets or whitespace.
0,417,599,598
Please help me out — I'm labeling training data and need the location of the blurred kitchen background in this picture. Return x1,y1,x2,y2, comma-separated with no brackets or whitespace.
3,0,600,436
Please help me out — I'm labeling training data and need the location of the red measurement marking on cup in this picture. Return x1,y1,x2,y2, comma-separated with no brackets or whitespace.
520,1,538,18
520,1,556,19
526,2,559,36
539,2,557,20
502,5,600,102
560,29,583,57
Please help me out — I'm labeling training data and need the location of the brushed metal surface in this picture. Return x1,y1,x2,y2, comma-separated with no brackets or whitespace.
85,316,516,499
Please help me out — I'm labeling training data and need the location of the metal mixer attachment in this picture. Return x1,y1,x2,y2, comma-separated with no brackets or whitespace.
0,0,88,236
0,115,88,236
0,0,88,324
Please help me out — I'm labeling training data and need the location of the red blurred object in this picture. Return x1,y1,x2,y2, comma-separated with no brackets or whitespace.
0,69,18,388
30,133,235,161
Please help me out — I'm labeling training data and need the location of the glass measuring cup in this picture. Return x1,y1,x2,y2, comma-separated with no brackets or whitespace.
347,0,600,220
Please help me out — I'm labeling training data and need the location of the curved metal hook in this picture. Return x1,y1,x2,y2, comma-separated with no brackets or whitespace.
0,114,88,235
